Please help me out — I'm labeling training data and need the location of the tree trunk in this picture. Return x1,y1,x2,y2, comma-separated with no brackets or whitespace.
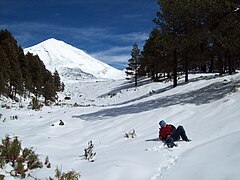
218,53,223,75
223,52,227,74
209,55,214,73
184,54,189,82
227,52,232,75
173,49,178,87
135,72,137,87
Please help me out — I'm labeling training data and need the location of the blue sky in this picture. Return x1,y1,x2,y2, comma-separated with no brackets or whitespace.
0,0,158,70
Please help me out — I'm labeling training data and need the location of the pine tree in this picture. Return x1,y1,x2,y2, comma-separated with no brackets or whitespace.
0,30,23,97
0,29,61,102
0,45,10,95
18,46,29,86
125,43,141,87
43,80,55,104
154,0,182,87
210,1,240,75
151,0,240,86
140,28,171,81
53,69,61,92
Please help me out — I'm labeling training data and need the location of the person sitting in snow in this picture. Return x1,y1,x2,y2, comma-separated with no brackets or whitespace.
159,120,191,148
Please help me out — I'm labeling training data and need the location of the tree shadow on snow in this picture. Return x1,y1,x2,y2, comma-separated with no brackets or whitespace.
99,74,224,106
98,78,153,99
73,78,240,121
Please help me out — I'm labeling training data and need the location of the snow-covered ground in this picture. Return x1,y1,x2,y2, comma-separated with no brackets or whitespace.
1,73,240,179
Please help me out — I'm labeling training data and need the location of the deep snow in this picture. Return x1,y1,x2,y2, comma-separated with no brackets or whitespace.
1,73,240,179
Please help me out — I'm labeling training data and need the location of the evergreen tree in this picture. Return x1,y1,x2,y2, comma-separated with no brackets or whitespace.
140,28,174,82
0,45,10,95
207,0,240,75
0,30,23,97
143,0,240,87
0,29,62,102
18,46,29,84
53,69,61,92
154,0,182,87
25,53,42,94
43,80,55,104
125,42,141,87
141,28,163,81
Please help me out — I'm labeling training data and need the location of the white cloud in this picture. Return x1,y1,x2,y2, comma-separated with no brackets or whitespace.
115,32,149,43
1,22,148,69
1,22,107,37
90,46,131,69
1,22,148,47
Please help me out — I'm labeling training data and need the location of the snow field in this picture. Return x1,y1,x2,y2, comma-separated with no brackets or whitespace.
0,73,240,179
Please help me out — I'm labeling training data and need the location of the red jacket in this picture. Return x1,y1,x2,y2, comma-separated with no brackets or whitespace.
159,125,173,140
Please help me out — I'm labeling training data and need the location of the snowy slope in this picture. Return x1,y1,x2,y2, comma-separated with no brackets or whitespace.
1,73,240,179
24,38,125,80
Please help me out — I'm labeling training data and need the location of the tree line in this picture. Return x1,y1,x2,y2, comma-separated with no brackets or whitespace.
126,0,240,87
0,29,64,102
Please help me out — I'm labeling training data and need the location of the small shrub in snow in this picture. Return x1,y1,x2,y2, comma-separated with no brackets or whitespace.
0,135,43,178
0,136,80,179
84,141,96,162
44,156,51,168
22,147,43,170
50,166,80,180
59,120,64,126
124,129,137,138
0,136,21,166
0,154,4,168
30,97,43,110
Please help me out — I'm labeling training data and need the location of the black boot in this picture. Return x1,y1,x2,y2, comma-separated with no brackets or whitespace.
167,141,177,148
166,137,177,148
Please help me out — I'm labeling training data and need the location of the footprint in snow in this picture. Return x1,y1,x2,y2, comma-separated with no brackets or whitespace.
149,154,178,180
145,143,166,152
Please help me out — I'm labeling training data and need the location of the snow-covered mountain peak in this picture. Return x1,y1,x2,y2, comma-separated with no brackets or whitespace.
36,38,65,46
24,38,125,81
